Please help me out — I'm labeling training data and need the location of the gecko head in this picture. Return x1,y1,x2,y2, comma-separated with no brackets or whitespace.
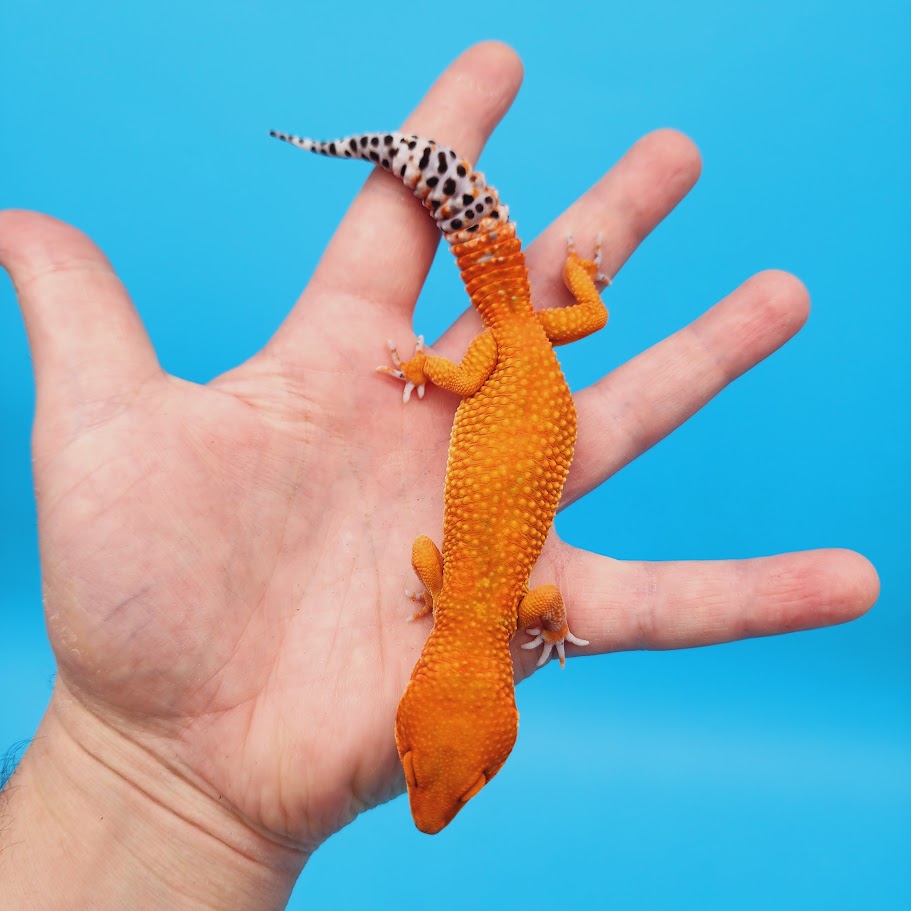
394,662,518,834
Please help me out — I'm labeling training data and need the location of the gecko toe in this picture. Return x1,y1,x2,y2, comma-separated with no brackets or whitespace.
536,641,555,667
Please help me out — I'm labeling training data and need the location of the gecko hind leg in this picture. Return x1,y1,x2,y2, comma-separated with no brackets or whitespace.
404,535,443,622
537,236,610,346
518,584,589,668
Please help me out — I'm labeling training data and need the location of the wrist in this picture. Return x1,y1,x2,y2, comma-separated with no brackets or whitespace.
1,684,305,911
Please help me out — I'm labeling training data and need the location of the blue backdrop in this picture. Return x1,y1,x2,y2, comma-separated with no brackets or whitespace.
1,1,908,908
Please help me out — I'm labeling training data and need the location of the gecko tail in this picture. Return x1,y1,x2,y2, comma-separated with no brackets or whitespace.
269,129,510,242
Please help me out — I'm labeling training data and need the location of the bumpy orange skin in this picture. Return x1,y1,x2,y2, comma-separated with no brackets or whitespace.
394,223,580,833
269,129,606,833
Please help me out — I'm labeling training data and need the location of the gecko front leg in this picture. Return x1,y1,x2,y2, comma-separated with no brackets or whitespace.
377,330,497,402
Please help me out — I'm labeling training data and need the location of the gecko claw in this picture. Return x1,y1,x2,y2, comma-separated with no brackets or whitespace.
404,587,432,622
536,640,556,667
522,626,590,668
567,232,611,286
401,381,426,403
593,232,610,285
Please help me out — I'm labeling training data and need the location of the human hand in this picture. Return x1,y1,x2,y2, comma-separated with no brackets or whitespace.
0,41,877,910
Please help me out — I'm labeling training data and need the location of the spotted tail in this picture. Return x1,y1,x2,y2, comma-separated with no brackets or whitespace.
269,130,512,247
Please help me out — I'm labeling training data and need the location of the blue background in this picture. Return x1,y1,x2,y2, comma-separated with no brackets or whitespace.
1,2,908,908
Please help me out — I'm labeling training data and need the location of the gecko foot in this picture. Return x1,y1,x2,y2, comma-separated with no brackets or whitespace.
404,587,432,622
376,336,427,403
566,232,611,287
522,625,590,669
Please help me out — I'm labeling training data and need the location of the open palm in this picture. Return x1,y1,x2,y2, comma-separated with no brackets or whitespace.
1,40,877,878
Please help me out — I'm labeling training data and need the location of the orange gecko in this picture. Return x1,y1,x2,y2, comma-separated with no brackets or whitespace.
271,128,609,833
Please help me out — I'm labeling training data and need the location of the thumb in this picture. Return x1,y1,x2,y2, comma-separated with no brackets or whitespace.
0,210,161,438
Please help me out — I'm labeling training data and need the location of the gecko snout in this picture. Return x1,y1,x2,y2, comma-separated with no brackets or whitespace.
395,669,518,834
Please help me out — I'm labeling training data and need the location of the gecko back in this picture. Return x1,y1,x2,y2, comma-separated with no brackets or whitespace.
270,126,604,834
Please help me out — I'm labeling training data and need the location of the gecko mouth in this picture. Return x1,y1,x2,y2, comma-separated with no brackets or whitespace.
400,749,492,834
459,771,487,803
